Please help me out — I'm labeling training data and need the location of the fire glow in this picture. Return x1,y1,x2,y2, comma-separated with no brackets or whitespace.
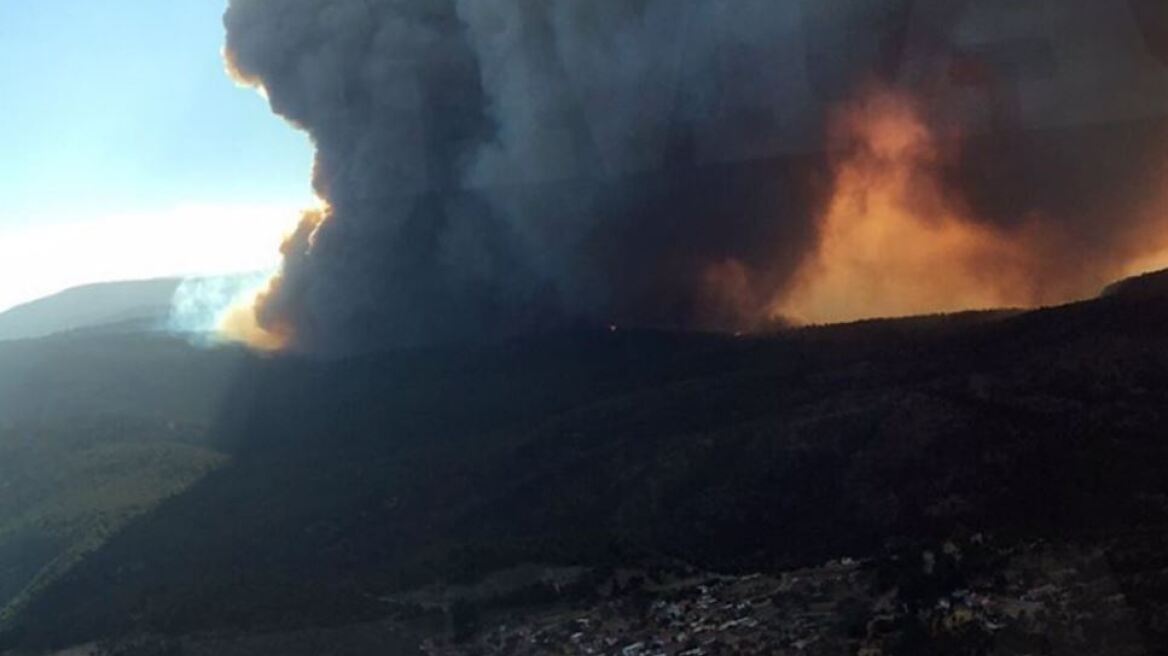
218,85,1168,351
772,89,1168,325
212,0,1168,354
773,91,1045,324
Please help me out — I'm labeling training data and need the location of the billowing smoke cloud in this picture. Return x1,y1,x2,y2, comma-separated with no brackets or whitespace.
224,0,1168,354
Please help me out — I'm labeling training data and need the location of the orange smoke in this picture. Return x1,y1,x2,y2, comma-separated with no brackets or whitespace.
219,301,289,352
215,208,328,352
1115,182,1168,280
774,91,1062,324
214,86,1168,347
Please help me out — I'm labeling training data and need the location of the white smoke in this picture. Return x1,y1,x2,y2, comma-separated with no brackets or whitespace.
168,272,274,342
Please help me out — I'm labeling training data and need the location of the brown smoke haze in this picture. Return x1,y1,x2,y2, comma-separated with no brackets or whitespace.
220,0,1168,354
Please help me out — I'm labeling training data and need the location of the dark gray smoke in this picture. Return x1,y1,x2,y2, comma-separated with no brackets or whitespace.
224,0,1168,354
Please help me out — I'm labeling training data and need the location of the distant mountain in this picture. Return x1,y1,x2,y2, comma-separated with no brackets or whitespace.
0,279,181,342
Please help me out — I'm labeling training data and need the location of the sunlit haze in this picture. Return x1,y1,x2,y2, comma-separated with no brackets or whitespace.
0,1,313,312
0,203,302,312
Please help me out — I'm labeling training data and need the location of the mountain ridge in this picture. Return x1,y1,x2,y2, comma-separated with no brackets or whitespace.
0,279,181,343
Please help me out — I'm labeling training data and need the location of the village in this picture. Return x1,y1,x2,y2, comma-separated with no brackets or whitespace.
420,540,1147,656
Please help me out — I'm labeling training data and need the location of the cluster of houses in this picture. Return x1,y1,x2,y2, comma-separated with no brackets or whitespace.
421,541,1145,655
421,559,873,655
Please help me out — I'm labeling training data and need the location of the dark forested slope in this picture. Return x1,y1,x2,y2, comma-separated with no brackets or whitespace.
0,332,246,629
4,277,1168,652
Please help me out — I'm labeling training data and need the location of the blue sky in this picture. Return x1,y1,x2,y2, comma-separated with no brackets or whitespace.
0,0,315,310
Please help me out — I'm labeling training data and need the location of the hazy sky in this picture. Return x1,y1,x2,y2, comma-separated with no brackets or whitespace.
0,1,314,311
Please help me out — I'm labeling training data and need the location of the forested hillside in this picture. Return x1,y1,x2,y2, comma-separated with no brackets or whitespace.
3,277,1168,653
0,333,245,627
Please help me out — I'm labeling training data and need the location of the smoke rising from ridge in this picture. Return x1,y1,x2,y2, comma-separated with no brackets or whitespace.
224,0,1168,354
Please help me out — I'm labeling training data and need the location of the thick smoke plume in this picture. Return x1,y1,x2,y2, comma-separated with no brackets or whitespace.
224,0,1168,354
